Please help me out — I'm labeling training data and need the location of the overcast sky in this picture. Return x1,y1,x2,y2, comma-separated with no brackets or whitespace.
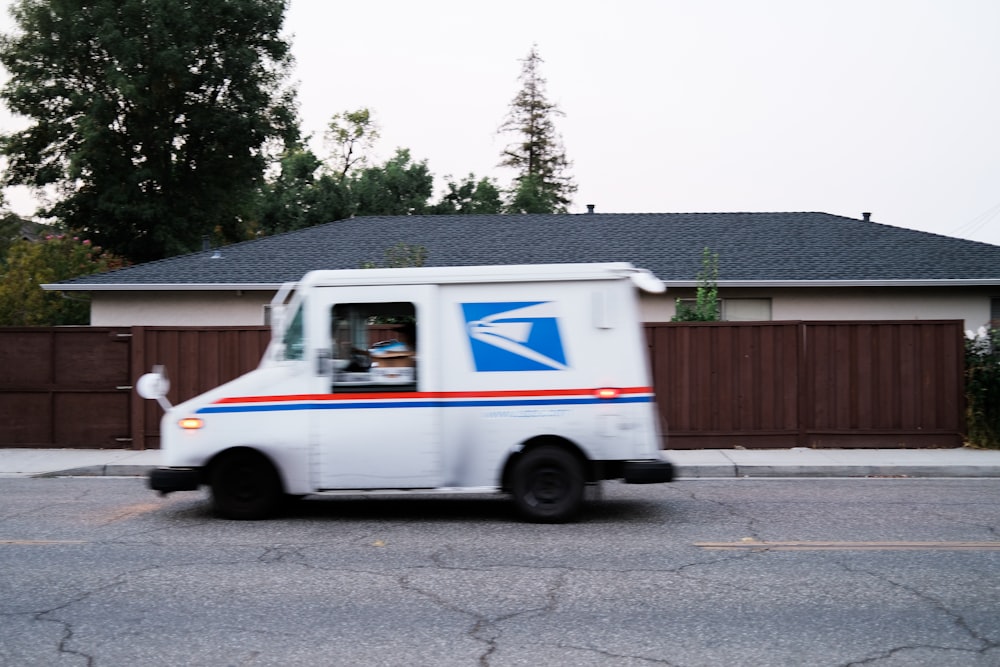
2,0,999,246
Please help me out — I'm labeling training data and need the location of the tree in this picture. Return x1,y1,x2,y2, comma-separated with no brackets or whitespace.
256,144,350,234
672,248,720,322
0,193,23,262
350,148,433,216
0,234,126,325
498,45,576,214
326,108,380,182
429,174,503,214
361,242,427,269
0,0,299,263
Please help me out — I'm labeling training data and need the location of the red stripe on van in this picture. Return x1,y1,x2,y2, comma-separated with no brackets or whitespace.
211,386,654,405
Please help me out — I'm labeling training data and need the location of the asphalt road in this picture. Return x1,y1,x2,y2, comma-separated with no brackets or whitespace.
1,477,998,666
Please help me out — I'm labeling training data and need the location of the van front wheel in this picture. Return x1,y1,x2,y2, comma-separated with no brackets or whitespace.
511,446,584,523
210,450,282,520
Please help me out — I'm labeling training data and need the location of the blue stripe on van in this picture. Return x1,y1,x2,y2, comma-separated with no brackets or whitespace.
196,395,653,414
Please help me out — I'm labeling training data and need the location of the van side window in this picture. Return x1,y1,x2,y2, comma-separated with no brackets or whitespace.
330,302,417,391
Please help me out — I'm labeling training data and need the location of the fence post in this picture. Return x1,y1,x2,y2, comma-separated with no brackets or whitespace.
129,326,146,450
797,322,809,447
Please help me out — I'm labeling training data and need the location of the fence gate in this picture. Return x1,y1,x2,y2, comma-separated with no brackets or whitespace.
0,327,133,448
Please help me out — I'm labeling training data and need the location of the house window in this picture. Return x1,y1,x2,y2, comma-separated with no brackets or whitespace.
722,299,772,322
991,297,999,328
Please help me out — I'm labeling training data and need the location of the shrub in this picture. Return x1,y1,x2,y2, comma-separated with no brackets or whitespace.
965,326,1000,449
0,235,127,325
672,247,720,322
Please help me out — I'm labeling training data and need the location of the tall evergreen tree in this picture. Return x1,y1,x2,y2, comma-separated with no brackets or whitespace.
0,0,298,262
498,45,576,214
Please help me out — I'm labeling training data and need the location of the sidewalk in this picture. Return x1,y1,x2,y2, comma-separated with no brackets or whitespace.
3,447,1000,479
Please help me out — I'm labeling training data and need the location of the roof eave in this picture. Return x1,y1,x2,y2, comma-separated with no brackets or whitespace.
43,278,1000,292
669,279,1000,288
40,283,286,292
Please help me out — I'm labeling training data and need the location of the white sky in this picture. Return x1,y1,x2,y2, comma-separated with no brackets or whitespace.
2,0,999,245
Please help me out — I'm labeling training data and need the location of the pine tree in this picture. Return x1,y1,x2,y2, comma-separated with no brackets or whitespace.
498,46,576,213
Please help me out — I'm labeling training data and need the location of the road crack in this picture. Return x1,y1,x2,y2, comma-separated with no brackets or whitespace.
835,560,999,665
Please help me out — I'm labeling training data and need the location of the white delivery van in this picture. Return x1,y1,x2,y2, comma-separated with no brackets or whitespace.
139,263,673,522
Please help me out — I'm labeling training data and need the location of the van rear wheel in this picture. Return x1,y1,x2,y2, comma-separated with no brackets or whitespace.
210,450,282,520
511,446,584,523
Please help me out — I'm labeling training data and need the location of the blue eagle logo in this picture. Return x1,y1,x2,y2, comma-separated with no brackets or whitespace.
460,302,569,372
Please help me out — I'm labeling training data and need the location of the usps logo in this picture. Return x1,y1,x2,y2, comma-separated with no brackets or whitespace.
461,302,569,372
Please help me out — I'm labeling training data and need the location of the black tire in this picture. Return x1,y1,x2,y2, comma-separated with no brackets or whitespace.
210,450,283,520
511,446,585,523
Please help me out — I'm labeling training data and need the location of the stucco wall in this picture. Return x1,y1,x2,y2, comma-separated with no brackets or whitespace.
91,290,274,326
638,286,993,330
770,287,990,330
93,286,994,330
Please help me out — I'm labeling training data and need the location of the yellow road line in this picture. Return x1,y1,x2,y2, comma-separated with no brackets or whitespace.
0,540,88,545
695,541,1000,551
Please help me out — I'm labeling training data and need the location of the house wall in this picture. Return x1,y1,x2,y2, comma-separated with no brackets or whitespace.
91,291,273,326
639,286,994,330
93,285,994,329
770,287,991,330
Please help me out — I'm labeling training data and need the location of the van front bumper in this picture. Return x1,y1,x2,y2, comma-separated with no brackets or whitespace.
623,459,674,484
149,467,202,494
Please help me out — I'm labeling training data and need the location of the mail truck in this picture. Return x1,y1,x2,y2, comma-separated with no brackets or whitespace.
139,263,673,521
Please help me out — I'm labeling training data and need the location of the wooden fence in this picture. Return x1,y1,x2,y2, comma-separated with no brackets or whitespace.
0,321,966,449
645,321,965,448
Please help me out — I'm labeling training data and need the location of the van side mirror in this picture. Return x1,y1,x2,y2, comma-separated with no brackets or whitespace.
136,365,173,411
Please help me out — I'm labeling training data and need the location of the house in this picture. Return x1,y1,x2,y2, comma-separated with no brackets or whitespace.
46,212,1000,330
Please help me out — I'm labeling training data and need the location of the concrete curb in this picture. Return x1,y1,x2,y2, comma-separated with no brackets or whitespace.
7,448,1000,480
34,465,157,478
31,463,1000,480
674,464,1000,479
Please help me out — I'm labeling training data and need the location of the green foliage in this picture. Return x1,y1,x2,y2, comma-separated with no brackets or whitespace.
350,148,433,216
505,173,566,215
256,145,350,234
0,234,127,325
498,45,576,214
672,248,720,322
429,174,503,214
965,327,1000,449
326,108,380,181
0,0,298,263
0,206,23,263
361,243,427,269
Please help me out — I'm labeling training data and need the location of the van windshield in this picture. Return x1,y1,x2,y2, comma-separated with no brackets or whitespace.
282,303,305,361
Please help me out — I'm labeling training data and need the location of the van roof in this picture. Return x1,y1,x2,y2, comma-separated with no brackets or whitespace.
297,262,653,289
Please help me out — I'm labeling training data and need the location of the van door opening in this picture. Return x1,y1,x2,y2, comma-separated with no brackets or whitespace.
311,286,442,489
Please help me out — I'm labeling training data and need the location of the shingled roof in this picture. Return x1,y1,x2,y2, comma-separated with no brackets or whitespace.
52,212,1000,289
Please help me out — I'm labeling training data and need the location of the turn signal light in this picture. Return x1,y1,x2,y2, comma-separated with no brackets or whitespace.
595,387,621,400
179,417,204,430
